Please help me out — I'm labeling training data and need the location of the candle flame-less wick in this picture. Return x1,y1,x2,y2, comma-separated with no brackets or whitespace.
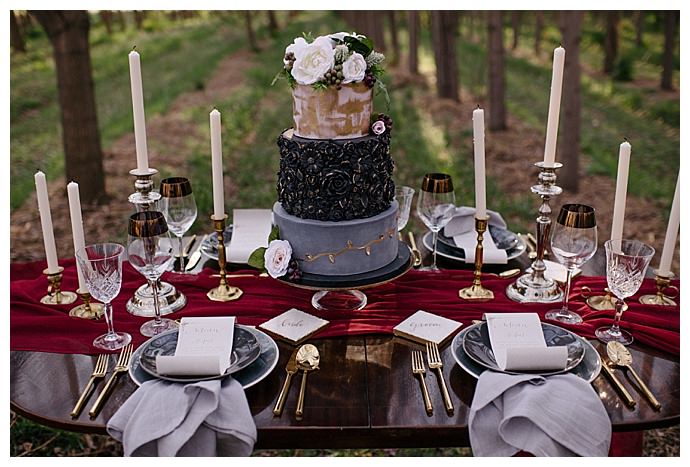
132,45,137,51
476,104,481,109
623,137,629,142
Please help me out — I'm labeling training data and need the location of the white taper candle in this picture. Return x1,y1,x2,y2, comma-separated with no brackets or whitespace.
657,175,680,276
128,49,149,171
610,141,631,252
210,109,225,219
472,107,487,219
543,46,565,167
67,181,87,291
34,171,59,273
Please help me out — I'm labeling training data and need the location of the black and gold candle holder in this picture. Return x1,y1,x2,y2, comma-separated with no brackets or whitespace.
459,217,494,301
639,270,678,306
40,267,78,305
69,289,105,319
207,215,243,302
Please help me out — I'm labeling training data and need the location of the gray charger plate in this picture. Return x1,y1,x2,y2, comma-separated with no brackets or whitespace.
130,325,279,388
452,325,601,383
137,325,261,383
422,231,526,262
200,225,234,261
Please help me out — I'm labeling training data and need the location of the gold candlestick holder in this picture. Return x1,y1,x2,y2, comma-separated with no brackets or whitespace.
581,286,617,311
207,215,243,302
459,217,494,301
69,289,105,319
639,270,678,306
40,267,78,305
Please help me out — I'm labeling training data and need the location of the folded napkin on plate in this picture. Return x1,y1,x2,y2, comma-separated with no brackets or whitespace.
468,371,611,457
443,206,507,237
107,378,256,457
227,209,273,264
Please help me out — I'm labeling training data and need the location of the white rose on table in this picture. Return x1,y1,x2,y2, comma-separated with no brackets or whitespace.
284,37,308,66
342,52,367,84
290,36,335,85
264,239,293,278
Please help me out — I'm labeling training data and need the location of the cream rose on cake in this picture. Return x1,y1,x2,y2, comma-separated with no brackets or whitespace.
341,52,367,84
284,37,308,66
290,36,335,85
264,239,293,278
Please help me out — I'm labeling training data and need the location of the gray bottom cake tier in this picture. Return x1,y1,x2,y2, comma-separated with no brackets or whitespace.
273,200,399,276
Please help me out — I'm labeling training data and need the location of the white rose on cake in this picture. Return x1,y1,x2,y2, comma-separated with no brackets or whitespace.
342,52,367,84
284,37,308,66
291,36,335,85
264,239,293,278
330,31,358,42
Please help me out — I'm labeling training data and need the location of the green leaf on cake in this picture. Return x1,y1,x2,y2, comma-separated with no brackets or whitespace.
247,247,267,271
376,80,391,111
344,36,373,57
268,225,280,243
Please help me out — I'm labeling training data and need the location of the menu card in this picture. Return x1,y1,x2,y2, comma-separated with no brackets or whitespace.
227,209,273,263
156,317,235,376
258,308,329,345
393,310,463,345
484,313,567,371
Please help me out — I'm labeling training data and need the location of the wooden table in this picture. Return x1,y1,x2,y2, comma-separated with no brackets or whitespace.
10,246,679,449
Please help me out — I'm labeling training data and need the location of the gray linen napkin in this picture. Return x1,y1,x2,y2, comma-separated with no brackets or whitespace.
107,377,256,457
443,206,507,237
468,371,611,457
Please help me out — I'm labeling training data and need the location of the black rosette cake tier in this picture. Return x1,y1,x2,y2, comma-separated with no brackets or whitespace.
276,129,395,222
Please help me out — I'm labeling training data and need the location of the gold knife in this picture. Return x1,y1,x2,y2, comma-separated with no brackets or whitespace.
185,234,207,271
273,347,299,416
407,232,423,268
600,358,636,409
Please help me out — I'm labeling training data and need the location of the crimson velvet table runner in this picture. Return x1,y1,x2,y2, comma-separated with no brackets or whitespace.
10,258,680,356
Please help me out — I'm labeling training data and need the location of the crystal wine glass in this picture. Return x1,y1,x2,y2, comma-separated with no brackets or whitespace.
416,173,456,272
595,239,655,345
545,204,598,324
159,177,197,272
76,243,131,351
127,211,178,337
395,185,415,233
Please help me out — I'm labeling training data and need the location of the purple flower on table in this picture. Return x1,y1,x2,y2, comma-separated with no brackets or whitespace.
264,240,293,279
371,120,386,135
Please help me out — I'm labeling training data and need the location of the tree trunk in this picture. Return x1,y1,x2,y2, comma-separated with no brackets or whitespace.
10,11,26,53
511,11,521,50
534,11,544,55
29,11,106,203
488,11,506,131
388,11,400,66
431,11,459,101
99,10,113,35
133,10,145,30
244,11,259,52
407,11,420,75
116,10,126,30
635,11,645,46
661,11,678,90
603,11,619,74
559,11,583,193
267,11,278,38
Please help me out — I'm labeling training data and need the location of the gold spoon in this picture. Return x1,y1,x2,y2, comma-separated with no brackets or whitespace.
606,341,661,411
295,344,320,420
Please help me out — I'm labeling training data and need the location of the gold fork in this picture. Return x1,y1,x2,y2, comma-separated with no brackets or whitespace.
426,342,454,415
70,354,109,418
411,350,433,415
88,343,133,418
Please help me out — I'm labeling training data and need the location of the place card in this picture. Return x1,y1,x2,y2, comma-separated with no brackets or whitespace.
156,316,235,376
227,209,273,263
393,310,463,346
258,308,329,345
543,259,581,283
483,312,567,371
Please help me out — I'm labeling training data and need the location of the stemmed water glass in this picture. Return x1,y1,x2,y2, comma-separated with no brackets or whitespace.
127,211,178,337
395,185,415,233
595,239,655,345
76,243,131,351
159,177,197,272
416,173,456,272
545,204,598,324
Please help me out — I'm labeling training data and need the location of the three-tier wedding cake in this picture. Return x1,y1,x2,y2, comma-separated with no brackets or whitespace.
272,32,398,276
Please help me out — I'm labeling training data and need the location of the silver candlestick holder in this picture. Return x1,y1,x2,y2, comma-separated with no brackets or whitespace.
506,162,564,303
125,167,187,317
